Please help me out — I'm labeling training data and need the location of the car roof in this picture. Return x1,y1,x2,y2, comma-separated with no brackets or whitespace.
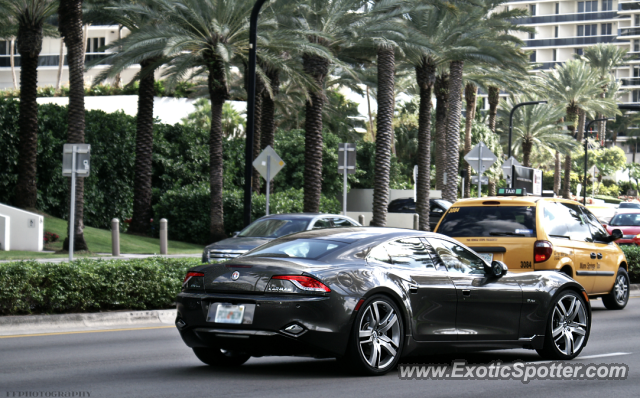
613,209,640,214
276,226,439,244
256,213,353,220
451,196,582,206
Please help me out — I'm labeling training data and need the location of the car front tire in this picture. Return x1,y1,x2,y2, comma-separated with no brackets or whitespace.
602,267,630,310
537,290,590,360
192,347,250,367
342,295,404,376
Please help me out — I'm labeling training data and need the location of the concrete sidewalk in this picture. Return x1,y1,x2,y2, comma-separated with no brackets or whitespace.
0,253,201,263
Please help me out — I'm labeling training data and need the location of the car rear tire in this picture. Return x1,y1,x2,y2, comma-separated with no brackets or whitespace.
536,290,589,360
602,267,630,310
192,347,250,367
342,295,404,376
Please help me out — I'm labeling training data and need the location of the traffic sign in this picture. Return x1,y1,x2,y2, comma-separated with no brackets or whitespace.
252,145,285,181
62,144,91,177
464,142,497,174
471,176,489,185
338,143,356,174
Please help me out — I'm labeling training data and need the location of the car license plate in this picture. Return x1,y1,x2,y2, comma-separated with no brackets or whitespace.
213,304,245,324
478,253,493,264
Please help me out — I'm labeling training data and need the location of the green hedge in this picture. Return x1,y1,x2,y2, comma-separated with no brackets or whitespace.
152,185,341,245
620,245,640,283
0,257,201,315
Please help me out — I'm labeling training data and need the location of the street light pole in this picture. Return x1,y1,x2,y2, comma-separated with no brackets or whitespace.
583,118,612,205
243,0,269,228
508,100,548,159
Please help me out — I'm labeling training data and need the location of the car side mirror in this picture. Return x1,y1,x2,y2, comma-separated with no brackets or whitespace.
609,229,623,242
431,208,444,214
232,231,240,237
485,260,508,278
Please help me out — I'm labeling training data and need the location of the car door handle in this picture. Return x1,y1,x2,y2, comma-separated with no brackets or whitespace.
590,253,597,259
462,290,471,297
597,253,603,260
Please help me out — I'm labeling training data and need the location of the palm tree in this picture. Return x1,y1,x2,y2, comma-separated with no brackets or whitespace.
578,43,627,145
434,70,448,190
0,0,58,210
86,0,171,235
59,0,89,251
538,59,620,198
497,98,577,167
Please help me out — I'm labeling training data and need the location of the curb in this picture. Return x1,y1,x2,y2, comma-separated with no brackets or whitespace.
0,309,177,336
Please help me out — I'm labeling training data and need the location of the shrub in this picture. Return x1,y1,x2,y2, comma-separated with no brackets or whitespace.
0,257,201,315
153,184,341,244
620,245,640,283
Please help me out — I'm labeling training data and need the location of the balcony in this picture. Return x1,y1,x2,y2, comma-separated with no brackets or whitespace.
524,35,618,47
619,27,640,37
513,11,618,25
0,53,110,68
619,2,640,13
620,77,640,86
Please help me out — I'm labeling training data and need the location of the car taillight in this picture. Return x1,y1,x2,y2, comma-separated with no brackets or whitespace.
534,240,553,263
266,275,331,293
182,271,205,291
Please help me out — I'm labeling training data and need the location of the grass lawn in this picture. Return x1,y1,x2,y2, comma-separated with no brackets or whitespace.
0,215,203,260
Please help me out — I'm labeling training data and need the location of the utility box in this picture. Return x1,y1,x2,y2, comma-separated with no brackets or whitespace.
0,203,43,251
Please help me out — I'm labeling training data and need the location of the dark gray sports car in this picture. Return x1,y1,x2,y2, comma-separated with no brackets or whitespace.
176,228,591,375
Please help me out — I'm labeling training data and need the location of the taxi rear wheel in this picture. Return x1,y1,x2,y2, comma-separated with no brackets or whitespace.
602,267,629,310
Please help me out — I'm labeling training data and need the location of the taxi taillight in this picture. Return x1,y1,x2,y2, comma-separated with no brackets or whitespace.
534,240,553,263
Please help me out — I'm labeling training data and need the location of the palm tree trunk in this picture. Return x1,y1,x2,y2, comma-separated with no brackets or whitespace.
488,86,500,132
576,109,585,142
59,0,89,252
415,57,435,231
554,150,561,194
443,61,464,203
371,47,395,227
302,53,329,213
260,68,279,150
114,24,122,88
14,22,44,210
206,52,229,243
366,85,374,139
463,82,477,198
434,73,449,190
128,59,157,235
562,105,580,199
488,180,496,196
522,139,532,167
10,38,17,90
56,40,64,90
251,76,264,193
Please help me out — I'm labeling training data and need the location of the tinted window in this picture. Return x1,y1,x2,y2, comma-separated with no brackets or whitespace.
312,218,332,229
245,239,346,259
433,200,452,211
428,238,486,275
384,238,436,269
619,203,640,209
610,213,640,226
560,203,592,242
581,207,609,241
239,219,309,238
368,245,391,264
544,202,570,238
332,218,356,227
436,206,537,237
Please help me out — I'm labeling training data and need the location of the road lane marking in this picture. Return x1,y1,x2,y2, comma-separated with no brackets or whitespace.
576,352,632,360
0,325,175,339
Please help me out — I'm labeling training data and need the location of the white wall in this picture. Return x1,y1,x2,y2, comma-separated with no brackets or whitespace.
347,212,417,229
0,204,43,251
0,214,9,251
345,189,442,212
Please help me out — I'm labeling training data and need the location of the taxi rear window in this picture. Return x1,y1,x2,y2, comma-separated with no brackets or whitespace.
436,206,537,238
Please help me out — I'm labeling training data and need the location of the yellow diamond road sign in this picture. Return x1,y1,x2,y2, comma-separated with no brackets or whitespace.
252,145,285,181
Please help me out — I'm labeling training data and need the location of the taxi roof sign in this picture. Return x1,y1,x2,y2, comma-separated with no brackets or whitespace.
497,188,528,196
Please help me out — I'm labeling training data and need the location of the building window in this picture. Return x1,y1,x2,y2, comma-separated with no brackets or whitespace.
555,26,559,38
601,23,612,35
633,90,640,103
577,24,597,36
636,14,640,26
530,51,537,63
602,0,613,11
529,4,536,16
635,40,640,52
575,48,584,55
634,67,640,77
0,40,17,55
578,1,598,12
529,31,536,39
86,37,106,53
553,49,557,62
556,2,560,14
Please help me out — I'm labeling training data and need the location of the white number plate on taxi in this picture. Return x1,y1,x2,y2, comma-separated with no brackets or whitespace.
213,304,245,324
478,253,493,264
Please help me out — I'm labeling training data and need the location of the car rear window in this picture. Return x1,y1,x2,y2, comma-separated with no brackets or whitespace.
244,239,347,259
238,219,310,238
437,206,537,238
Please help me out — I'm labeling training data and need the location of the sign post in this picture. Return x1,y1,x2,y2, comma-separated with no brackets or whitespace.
464,142,497,198
502,156,522,188
338,143,356,215
252,145,285,216
62,143,91,261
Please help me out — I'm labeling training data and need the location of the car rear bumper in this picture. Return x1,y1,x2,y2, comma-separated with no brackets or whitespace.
175,292,354,357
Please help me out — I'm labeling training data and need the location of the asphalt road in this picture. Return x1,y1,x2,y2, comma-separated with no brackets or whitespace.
1,298,639,398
